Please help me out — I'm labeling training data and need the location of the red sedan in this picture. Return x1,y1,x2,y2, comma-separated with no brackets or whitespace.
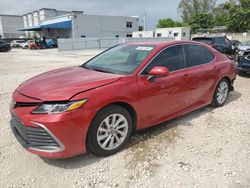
10,41,236,158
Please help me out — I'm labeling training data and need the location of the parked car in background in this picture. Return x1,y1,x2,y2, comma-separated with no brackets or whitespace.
237,40,250,51
235,40,250,74
0,40,11,52
20,40,34,49
231,40,241,49
192,36,235,56
10,41,236,158
11,40,27,48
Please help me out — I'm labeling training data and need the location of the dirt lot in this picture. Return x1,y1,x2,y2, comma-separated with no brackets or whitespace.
0,49,250,188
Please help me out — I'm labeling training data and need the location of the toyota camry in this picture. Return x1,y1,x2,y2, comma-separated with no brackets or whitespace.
10,41,236,158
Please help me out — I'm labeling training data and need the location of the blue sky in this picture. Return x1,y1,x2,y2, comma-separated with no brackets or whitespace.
0,0,227,29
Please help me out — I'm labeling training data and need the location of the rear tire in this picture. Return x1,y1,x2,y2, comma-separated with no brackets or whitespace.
211,78,230,107
87,105,132,156
0,47,7,52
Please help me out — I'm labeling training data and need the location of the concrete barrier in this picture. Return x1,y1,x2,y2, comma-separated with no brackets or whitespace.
58,37,174,51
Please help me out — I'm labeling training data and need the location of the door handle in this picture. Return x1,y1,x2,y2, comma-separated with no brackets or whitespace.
184,74,192,78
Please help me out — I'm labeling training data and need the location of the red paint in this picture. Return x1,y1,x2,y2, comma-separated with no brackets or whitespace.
10,41,236,158
148,66,170,76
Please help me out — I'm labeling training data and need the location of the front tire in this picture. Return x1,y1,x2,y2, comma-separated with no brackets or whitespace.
211,78,230,107
87,105,132,156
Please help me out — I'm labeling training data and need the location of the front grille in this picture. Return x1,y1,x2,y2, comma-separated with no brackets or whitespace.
13,101,40,109
242,65,250,69
10,113,61,151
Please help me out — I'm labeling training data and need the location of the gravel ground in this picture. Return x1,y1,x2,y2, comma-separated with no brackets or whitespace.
0,49,250,188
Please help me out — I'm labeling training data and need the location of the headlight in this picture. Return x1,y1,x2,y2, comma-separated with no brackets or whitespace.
32,99,88,114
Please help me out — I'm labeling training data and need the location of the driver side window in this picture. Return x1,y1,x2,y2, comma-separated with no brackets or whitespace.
142,45,186,74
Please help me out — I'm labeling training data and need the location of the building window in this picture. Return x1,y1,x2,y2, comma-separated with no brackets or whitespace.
81,35,86,38
157,33,162,37
182,32,186,37
126,22,133,28
126,34,132,38
174,33,179,37
115,35,120,38
169,31,172,35
139,34,143,38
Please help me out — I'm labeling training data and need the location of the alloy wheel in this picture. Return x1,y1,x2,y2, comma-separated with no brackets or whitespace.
216,81,229,104
97,114,128,151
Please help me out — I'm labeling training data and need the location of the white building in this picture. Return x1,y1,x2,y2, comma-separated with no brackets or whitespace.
21,8,139,39
22,8,75,37
0,14,24,38
132,30,154,38
155,27,190,40
132,27,191,41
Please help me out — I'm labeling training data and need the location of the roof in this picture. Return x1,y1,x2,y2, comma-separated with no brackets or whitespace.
126,40,199,48
39,8,57,11
156,27,191,30
192,36,225,39
19,20,72,31
0,14,22,17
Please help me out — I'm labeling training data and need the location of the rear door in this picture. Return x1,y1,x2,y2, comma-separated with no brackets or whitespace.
183,44,218,106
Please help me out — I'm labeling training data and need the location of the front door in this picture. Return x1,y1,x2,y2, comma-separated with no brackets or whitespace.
136,45,192,129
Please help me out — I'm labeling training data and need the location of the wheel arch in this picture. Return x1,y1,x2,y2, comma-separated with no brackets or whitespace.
96,102,137,132
85,101,137,155
219,76,232,90
210,75,232,103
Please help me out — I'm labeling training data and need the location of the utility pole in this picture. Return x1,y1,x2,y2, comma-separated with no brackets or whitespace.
71,13,76,39
143,11,146,31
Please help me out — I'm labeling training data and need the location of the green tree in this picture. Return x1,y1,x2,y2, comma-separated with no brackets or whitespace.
224,0,250,32
213,4,229,26
189,13,215,31
178,0,216,23
157,18,184,28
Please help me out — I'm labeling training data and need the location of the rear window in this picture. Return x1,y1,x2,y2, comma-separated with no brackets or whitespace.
184,44,215,67
192,38,212,44
214,37,226,45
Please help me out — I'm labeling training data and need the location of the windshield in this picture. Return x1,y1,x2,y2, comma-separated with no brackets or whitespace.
82,44,155,75
241,41,250,46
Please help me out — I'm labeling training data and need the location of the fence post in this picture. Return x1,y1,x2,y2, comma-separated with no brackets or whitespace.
98,39,101,50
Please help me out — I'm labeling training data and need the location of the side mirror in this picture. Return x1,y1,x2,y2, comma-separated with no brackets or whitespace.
147,66,170,80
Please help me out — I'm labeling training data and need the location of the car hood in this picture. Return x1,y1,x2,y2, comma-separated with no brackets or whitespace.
16,66,123,101
238,45,250,51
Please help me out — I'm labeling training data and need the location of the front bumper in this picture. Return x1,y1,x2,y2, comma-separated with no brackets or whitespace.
10,112,64,152
236,51,250,72
236,66,250,72
10,106,96,158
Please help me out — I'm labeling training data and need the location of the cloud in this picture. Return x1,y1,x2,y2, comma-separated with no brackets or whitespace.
0,0,181,29
0,0,227,29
